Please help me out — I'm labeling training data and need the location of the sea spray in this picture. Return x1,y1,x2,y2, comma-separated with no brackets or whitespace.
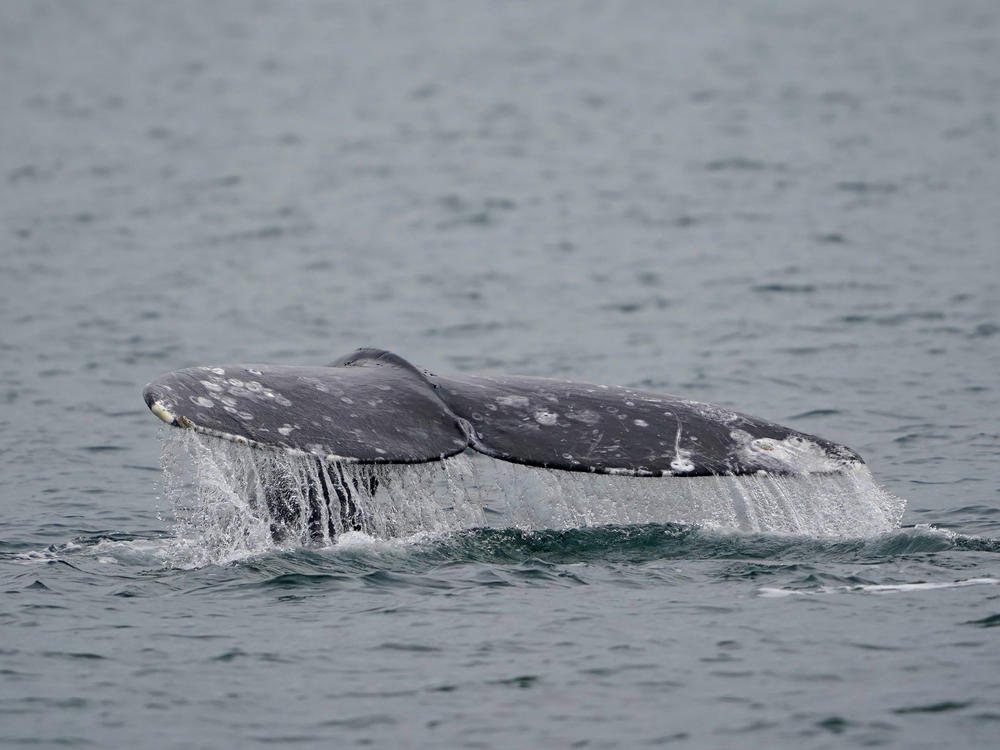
159,429,906,564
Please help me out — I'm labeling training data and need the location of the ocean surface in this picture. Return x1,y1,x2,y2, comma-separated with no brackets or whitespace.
2,1,999,747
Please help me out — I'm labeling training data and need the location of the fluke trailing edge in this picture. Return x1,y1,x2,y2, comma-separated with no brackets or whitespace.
143,348,863,478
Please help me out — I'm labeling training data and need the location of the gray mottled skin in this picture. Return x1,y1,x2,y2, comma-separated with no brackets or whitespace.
142,355,470,464
144,348,862,476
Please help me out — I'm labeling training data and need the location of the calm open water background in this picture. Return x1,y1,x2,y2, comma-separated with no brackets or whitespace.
2,1,999,747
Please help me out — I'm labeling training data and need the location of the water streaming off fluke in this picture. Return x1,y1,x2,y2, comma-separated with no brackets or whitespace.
159,430,905,565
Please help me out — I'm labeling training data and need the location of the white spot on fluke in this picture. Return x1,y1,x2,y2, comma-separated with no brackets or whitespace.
534,410,558,426
670,422,694,473
191,396,214,408
737,433,852,474
496,395,530,408
566,409,601,425
150,401,176,424
670,456,695,473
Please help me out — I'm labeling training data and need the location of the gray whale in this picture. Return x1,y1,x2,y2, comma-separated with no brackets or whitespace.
143,348,862,479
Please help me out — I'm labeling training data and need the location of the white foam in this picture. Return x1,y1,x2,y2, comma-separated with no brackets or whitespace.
10,538,173,567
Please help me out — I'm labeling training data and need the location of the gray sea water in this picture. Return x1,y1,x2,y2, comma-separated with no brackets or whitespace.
2,1,999,747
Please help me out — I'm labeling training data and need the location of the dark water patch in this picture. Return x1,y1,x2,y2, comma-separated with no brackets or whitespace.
893,432,950,445
964,614,1000,628
41,651,108,661
110,588,146,598
600,296,671,314
715,564,874,589
20,603,68,612
752,283,817,293
208,224,308,245
425,319,526,337
970,323,999,338
490,674,538,688
704,157,780,172
715,718,780,734
506,564,588,587
435,194,516,229
249,572,350,589
153,632,230,641
580,663,655,677
361,569,455,592
212,648,248,662
909,477,984,487
847,642,904,652
647,731,691,744
9,697,91,712
314,714,397,729
375,642,441,653
943,505,1000,518
841,311,947,327
787,409,841,420
776,346,825,356
248,734,325,744
893,700,972,714
460,567,517,588
836,181,899,194
0,738,95,748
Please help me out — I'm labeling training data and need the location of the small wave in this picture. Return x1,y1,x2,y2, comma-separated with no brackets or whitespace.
7,522,998,577
199,524,1000,577
7,524,999,605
